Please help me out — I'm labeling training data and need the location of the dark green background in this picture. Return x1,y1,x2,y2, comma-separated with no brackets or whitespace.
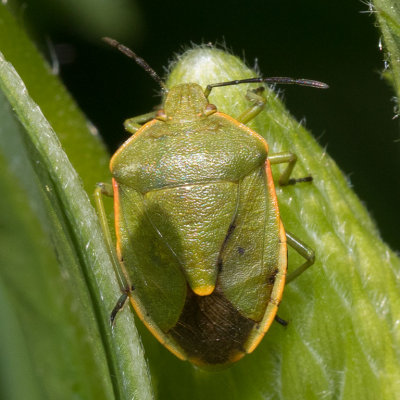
17,0,400,250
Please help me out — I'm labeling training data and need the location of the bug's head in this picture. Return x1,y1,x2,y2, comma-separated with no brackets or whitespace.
159,83,216,122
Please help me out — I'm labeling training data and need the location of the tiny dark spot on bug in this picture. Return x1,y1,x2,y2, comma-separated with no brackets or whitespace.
267,268,279,285
217,221,237,272
227,223,236,236
237,247,245,255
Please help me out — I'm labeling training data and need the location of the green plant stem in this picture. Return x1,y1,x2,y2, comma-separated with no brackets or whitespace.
0,52,154,400
372,0,400,111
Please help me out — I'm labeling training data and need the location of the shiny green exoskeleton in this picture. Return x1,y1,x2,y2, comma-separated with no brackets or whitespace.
94,38,327,367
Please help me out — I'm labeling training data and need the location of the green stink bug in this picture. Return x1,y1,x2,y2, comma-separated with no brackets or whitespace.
94,38,328,367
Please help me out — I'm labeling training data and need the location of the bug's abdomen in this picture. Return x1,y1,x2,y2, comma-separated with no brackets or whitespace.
169,286,255,366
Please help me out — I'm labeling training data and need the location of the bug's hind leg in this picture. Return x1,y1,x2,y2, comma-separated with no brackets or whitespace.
275,315,289,326
94,182,133,324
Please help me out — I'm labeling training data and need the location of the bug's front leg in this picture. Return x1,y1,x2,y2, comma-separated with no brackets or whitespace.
94,182,132,324
237,88,312,186
235,87,267,124
124,111,158,134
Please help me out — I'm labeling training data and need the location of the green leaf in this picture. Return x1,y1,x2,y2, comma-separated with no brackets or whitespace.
1,1,399,399
0,49,154,400
0,4,110,194
372,0,400,113
6,0,142,42
0,4,153,399
37,0,143,41
0,56,113,400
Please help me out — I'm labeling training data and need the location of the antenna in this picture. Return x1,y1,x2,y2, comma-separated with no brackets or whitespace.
102,37,167,92
204,77,328,97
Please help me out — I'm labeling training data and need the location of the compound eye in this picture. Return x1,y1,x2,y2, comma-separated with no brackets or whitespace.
156,109,168,121
204,103,217,116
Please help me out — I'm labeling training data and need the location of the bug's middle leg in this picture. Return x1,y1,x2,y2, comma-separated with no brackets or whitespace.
268,152,313,186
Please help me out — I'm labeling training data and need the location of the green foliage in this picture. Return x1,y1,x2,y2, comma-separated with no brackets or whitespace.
0,2,399,400
372,0,400,113
0,5,152,400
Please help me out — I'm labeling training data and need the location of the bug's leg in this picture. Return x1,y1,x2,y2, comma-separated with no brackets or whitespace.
110,292,130,324
124,111,157,134
275,315,289,326
285,231,315,283
236,87,266,124
268,152,313,186
94,182,132,324
236,88,311,185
